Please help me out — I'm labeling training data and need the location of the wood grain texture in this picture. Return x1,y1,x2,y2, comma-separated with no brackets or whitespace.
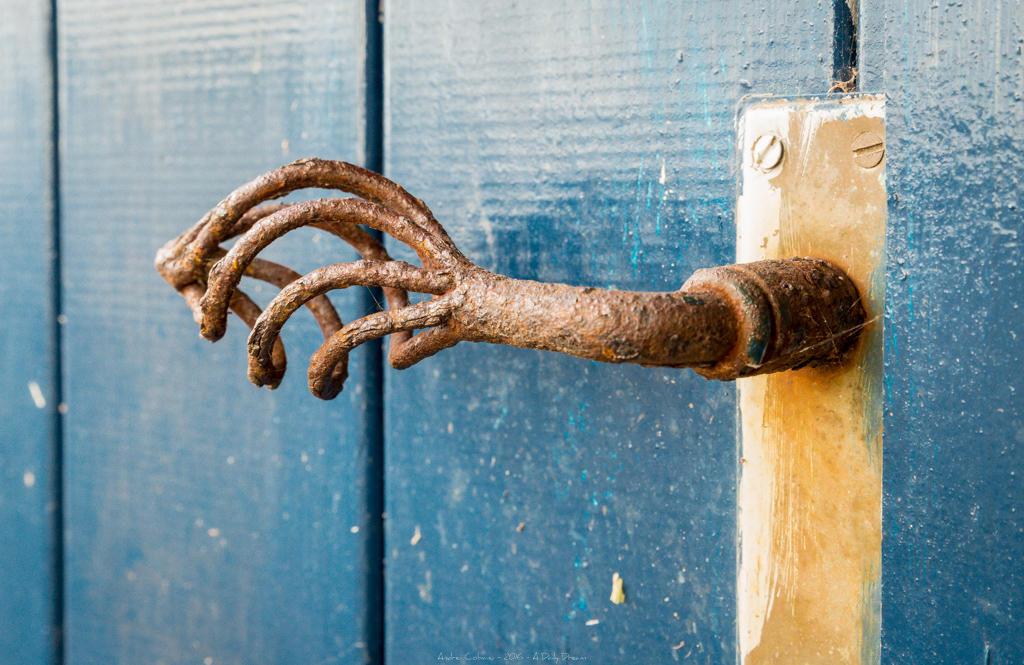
857,0,883,92
0,1,61,663
383,2,836,662
58,2,381,663
865,2,1024,662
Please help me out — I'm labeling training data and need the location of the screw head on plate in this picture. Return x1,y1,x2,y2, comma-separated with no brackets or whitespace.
852,131,885,169
751,134,784,172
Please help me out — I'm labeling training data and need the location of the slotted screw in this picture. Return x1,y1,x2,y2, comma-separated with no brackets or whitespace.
751,134,784,172
852,132,885,169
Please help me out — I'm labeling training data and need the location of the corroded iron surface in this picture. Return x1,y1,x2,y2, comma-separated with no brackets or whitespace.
155,159,866,399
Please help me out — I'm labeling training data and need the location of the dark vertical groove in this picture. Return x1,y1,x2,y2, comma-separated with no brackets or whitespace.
46,0,65,663
363,1,386,664
365,0,384,174
832,0,859,91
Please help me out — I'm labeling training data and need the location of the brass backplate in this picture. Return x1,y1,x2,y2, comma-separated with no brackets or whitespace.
735,95,885,665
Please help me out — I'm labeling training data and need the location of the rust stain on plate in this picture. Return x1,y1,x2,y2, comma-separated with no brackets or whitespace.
736,95,885,665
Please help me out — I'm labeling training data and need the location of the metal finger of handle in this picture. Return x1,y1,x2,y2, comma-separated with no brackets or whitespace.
155,159,866,399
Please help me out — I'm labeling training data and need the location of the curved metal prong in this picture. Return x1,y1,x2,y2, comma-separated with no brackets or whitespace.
307,292,462,400
229,288,287,387
387,322,462,369
187,159,466,267
201,198,445,342
247,260,454,390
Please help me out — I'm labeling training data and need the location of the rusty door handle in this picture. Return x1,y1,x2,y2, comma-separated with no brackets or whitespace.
155,159,865,400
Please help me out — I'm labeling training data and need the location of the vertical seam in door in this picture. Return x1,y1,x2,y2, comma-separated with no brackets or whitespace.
833,0,859,91
46,0,66,663
366,0,384,174
364,1,386,663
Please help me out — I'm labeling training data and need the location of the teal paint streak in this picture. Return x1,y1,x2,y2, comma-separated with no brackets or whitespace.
492,405,508,430
631,159,646,275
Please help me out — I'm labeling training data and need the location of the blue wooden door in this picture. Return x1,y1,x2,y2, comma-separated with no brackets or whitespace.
381,3,833,662
862,4,1024,663
0,1,1022,664
56,1,385,663
1,2,60,662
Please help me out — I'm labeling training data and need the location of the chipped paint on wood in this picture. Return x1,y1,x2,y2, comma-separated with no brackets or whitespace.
736,96,885,665
609,572,626,604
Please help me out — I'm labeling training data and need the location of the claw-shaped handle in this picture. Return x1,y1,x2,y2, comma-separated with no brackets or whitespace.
156,159,867,400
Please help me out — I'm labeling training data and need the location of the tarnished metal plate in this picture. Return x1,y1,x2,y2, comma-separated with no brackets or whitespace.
735,95,885,665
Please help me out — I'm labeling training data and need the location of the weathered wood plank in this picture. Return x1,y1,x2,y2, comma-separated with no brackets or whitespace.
0,1,61,663
58,1,381,663
384,2,837,661
864,1,1024,662
857,0,884,92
